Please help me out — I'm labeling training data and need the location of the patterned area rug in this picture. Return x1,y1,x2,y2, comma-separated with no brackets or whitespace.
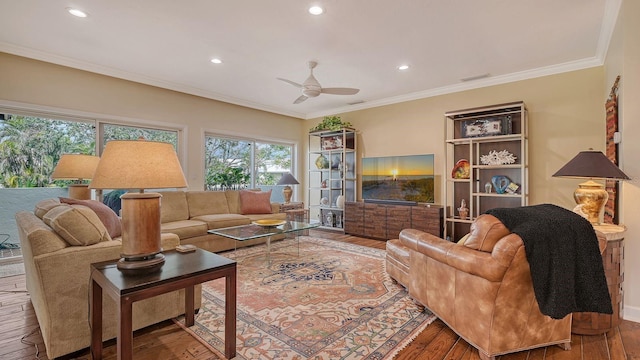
175,237,434,360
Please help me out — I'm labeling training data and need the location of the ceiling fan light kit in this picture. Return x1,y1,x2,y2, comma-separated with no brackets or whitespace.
278,61,360,104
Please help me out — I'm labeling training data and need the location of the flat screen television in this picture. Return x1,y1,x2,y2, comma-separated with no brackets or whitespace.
362,154,435,204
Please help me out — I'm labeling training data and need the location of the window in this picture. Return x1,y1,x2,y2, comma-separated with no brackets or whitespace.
100,123,179,150
0,111,182,260
204,134,294,202
0,113,96,258
0,113,96,188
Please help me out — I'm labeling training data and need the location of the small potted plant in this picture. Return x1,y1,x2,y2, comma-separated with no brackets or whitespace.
310,116,352,132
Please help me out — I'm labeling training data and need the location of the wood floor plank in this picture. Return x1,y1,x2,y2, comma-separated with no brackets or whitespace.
394,320,447,359
582,333,611,360
0,230,636,360
544,335,583,360
413,325,460,360
443,338,472,360
619,319,640,360
606,327,627,360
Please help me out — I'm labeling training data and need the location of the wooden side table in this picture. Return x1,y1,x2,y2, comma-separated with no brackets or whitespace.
90,249,237,360
571,224,625,335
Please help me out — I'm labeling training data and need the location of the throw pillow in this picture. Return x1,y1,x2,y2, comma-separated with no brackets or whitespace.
34,198,62,219
60,197,122,238
43,204,111,246
239,189,273,215
456,233,471,245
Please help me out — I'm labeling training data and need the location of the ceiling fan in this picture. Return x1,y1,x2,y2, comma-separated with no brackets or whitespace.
277,61,360,104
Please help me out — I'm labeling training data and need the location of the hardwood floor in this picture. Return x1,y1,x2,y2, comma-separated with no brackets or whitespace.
1,230,639,359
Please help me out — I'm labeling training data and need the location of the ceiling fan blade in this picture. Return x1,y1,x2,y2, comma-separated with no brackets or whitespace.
277,78,303,88
293,95,308,104
321,87,360,95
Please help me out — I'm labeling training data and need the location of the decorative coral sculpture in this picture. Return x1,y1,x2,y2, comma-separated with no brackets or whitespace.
480,150,517,165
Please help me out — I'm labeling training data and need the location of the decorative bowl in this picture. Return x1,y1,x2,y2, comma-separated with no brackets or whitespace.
252,219,286,227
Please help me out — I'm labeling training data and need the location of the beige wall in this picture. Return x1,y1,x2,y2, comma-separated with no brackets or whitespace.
315,67,605,209
0,52,305,193
607,0,640,321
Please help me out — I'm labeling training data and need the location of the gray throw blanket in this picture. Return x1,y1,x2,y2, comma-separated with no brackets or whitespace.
486,204,612,319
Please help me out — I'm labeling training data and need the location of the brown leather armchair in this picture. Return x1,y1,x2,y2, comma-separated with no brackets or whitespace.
387,214,572,360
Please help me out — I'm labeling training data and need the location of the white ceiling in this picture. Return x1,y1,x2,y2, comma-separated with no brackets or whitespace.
0,1,619,120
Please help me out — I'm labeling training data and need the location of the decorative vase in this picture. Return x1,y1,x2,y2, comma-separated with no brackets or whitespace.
451,159,470,179
457,199,469,220
491,175,510,194
336,195,345,209
315,154,329,169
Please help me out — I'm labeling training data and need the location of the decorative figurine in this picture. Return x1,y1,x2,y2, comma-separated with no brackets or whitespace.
457,199,469,220
485,182,492,193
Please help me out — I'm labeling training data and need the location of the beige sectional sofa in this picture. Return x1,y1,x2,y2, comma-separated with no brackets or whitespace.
15,198,201,359
158,190,287,252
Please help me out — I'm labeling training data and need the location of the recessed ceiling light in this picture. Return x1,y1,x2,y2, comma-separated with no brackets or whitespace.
398,65,410,71
67,8,88,18
210,58,223,64
309,6,324,15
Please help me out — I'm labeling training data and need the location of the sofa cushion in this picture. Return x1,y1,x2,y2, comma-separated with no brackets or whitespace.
160,220,209,240
240,189,273,215
225,190,242,214
34,198,61,219
59,197,122,238
463,214,510,252
43,204,111,246
159,191,190,223
187,191,230,217
191,213,251,229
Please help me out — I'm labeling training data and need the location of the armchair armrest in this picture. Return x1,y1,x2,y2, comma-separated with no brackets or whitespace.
399,229,522,282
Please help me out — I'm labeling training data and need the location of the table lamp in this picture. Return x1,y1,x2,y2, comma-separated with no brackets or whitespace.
277,173,299,203
51,154,101,200
89,139,188,272
552,150,630,224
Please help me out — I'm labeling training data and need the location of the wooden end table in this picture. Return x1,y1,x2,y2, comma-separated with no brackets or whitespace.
90,249,237,360
572,224,625,335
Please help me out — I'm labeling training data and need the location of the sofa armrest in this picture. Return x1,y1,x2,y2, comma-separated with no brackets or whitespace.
160,232,180,250
399,228,518,282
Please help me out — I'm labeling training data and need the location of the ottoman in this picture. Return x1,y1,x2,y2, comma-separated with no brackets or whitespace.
385,239,410,288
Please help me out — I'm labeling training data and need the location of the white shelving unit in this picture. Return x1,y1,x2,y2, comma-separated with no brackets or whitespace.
308,128,357,230
444,102,528,241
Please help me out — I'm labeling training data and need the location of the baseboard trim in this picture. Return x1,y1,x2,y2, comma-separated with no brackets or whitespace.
623,304,640,323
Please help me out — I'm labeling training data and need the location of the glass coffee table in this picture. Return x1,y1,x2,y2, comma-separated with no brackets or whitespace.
208,220,319,264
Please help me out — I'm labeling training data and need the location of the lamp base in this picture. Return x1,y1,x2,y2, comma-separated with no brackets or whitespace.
68,184,91,200
119,192,164,274
282,185,293,203
574,180,608,225
117,253,165,272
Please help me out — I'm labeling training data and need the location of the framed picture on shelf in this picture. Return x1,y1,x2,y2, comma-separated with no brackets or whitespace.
461,116,512,138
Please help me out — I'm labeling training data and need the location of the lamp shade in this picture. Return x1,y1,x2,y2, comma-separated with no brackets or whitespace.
277,173,300,186
552,151,630,180
89,139,187,190
51,154,100,181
